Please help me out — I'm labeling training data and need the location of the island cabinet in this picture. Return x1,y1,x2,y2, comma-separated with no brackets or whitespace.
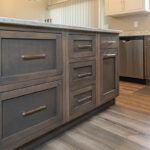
0,23,119,150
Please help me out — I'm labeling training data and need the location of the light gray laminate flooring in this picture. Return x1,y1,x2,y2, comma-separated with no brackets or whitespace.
35,104,150,150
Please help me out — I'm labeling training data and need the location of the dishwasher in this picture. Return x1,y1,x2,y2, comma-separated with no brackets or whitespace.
119,36,144,79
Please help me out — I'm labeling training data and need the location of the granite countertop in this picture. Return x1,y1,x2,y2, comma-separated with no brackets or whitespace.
120,31,150,37
0,17,121,34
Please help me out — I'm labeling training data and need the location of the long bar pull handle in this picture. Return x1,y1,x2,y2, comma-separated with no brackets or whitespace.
22,54,46,60
78,45,92,49
78,72,92,78
103,54,116,57
103,41,116,44
78,96,92,103
22,105,47,117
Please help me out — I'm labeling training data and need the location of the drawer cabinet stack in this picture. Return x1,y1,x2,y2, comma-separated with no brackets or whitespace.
0,30,64,149
68,33,96,120
0,26,119,150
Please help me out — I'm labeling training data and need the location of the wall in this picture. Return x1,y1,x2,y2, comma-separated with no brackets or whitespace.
48,0,101,28
106,13,150,32
0,0,48,21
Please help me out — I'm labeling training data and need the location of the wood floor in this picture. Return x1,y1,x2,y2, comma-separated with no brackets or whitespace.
116,81,150,114
35,82,150,150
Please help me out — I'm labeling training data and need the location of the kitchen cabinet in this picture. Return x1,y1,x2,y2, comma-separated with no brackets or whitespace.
0,19,120,150
105,0,150,16
100,34,119,105
144,36,150,80
125,0,143,12
105,0,124,15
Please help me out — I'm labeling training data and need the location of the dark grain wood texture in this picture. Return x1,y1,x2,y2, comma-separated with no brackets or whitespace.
69,33,96,59
100,34,118,49
0,30,62,85
69,85,96,120
69,61,96,90
100,34,119,105
0,81,63,150
0,26,119,150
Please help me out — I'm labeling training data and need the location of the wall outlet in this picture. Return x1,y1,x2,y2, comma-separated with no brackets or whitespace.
134,21,139,28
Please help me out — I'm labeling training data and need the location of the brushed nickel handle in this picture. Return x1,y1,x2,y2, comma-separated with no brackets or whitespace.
78,72,92,78
78,45,92,49
22,54,46,60
103,54,116,57
103,41,116,44
78,96,92,103
22,105,47,117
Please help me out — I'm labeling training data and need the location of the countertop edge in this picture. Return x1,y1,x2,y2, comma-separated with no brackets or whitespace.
0,17,121,34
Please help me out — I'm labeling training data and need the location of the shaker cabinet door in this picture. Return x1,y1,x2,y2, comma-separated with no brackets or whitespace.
101,49,119,105
105,0,123,15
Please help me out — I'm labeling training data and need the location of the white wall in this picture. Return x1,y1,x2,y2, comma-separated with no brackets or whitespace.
0,0,48,21
48,0,101,28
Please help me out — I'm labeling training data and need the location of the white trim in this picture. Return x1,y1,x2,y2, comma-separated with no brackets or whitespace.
48,0,68,6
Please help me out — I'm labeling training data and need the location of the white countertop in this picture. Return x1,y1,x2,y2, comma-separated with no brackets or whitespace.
120,31,150,37
0,17,121,34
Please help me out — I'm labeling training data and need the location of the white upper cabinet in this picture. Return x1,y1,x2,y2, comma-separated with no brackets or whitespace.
105,0,150,16
105,0,124,14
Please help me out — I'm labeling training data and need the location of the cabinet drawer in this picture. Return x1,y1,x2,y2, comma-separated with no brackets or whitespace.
69,34,96,59
1,81,63,139
0,31,62,84
101,34,118,49
70,85,96,120
70,61,96,90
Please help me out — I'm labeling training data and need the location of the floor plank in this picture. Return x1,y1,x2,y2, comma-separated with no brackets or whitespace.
34,82,150,150
116,81,150,114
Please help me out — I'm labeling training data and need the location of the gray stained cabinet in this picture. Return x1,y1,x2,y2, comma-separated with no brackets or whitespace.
70,85,96,120
69,34,96,59
100,34,119,104
0,31,62,85
70,61,96,91
0,26,119,150
0,81,63,149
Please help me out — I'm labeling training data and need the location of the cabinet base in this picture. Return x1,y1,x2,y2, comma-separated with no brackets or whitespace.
16,99,115,150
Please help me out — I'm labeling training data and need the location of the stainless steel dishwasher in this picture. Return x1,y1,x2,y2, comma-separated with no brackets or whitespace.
119,36,144,79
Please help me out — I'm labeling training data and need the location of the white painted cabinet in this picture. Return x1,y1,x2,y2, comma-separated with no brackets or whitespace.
105,0,150,16
105,0,124,14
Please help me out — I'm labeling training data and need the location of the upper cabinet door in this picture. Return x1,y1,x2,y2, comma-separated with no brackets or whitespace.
105,0,124,15
105,0,150,16
125,0,143,11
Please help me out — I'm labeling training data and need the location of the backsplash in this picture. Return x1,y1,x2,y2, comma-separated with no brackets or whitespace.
106,13,150,32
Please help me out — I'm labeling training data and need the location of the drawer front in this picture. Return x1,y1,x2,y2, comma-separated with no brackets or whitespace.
0,31,62,84
70,85,96,120
69,34,96,59
101,34,118,49
2,81,63,138
70,61,96,90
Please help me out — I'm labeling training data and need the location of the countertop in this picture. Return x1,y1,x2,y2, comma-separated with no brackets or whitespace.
0,17,121,34
120,31,150,37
